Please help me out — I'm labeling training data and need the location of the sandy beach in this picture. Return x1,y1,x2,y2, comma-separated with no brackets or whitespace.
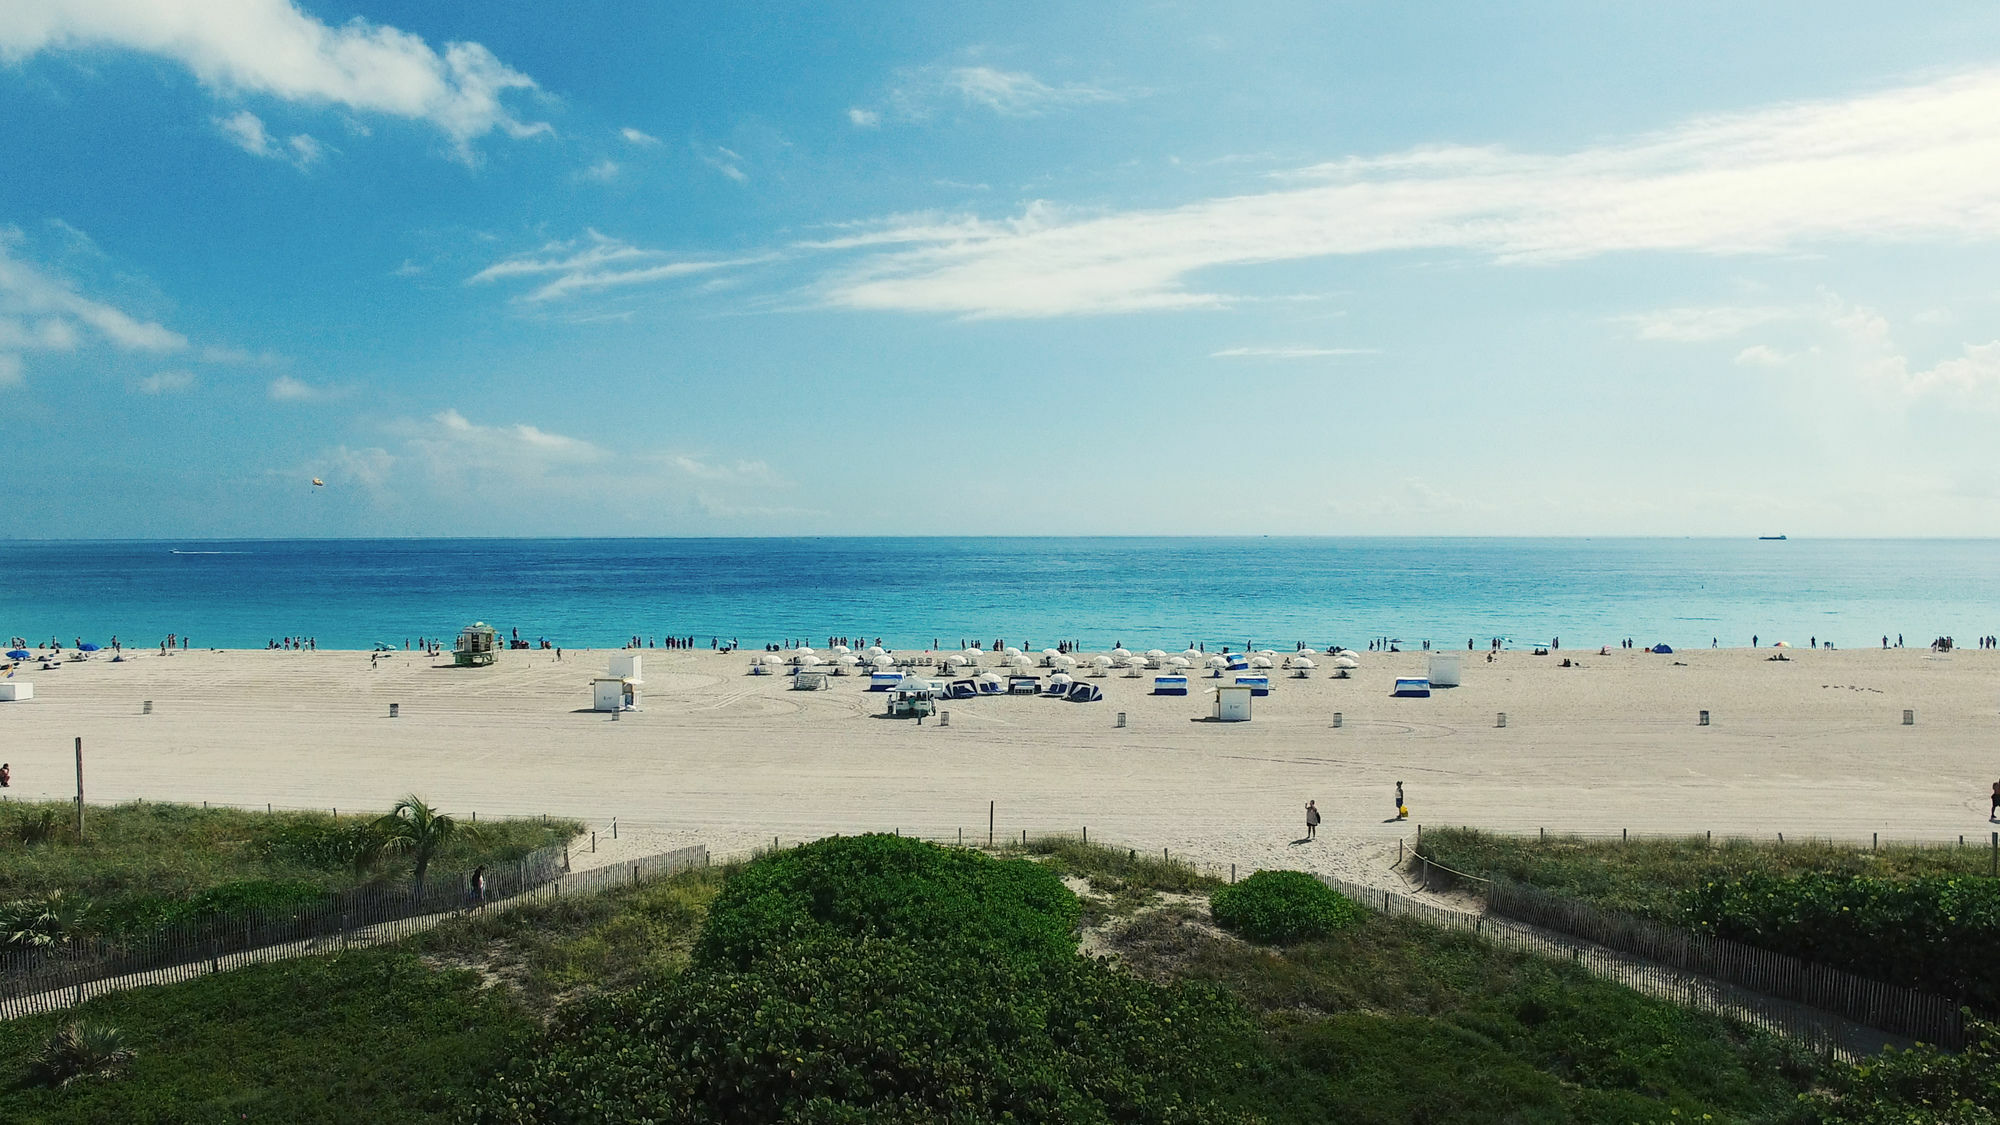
0,645,1994,884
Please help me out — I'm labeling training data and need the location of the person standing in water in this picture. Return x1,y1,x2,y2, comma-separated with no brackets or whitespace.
1304,800,1321,841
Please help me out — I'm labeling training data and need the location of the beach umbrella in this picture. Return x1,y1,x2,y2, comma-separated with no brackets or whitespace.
1145,649,1167,660
793,646,815,656
79,642,100,652
1110,647,1133,660
831,645,850,654
1291,656,1317,669
1050,673,1073,687
944,654,969,668
1336,649,1360,659
1205,655,1229,677
1250,656,1274,669
1089,654,1114,668
1053,654,1077,670
871,655,896,668
962,648,984,663
798,654,823,667
1167,656,1192,669
1773,640,1790,648
837,654,860,666
1005,654,1033,670
866,645,885,656
1182,648,1203,661
1002,646,1022,657
6,650,29,660
1334,655,1359,669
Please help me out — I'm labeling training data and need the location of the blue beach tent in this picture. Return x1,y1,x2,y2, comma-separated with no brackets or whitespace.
1152,675,1189,696
1392,677,1432,697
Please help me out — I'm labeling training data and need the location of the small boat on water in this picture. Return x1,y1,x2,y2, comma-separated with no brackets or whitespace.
1758,534,1788,541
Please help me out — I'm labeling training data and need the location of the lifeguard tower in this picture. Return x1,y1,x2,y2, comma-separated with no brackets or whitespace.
453,622,499,667
591,653,642,711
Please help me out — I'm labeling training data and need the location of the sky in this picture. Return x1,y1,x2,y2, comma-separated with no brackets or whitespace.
5,1,2000,538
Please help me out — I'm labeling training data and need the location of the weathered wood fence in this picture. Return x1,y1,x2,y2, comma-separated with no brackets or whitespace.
0,844,708,1021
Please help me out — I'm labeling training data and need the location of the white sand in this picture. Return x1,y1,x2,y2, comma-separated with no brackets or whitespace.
0,646,1994,885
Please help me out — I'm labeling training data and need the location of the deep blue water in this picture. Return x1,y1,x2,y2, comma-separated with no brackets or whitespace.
0,538,1993,651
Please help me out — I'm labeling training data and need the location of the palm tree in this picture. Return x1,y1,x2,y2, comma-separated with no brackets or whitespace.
367,795,470,902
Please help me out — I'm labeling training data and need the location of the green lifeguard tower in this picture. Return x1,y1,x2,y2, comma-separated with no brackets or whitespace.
454,622,499,667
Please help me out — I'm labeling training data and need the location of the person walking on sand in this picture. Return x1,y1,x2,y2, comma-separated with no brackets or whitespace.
1,763,10,788
1395,781,1406,819
1991,780,1999,822
467,865,486,909
1304,800,1321,841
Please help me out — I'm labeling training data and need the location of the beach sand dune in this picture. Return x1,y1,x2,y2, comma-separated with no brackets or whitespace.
0,647,1992,881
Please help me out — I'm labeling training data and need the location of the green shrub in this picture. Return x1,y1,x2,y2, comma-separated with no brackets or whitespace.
472,836,1267,1123
1209,871,1365,944
693,833,1079,970
1684,874,2000,1007
29,1022,134,1087
471,933,1263,1124
1787,1015,2000,1124
0,890,96,947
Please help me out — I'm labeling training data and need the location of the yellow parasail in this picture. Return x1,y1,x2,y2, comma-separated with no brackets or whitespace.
312,478,325,487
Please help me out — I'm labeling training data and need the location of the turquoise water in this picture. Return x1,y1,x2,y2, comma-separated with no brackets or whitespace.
0,538,1992,651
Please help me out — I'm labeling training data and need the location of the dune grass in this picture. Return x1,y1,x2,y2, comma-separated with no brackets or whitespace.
0,800,581,936
1416,826,1995,920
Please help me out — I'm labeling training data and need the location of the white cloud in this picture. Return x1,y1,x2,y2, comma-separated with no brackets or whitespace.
0,234,185,383
215,109,322,168
813,67,2000,317
652,453,785,486
134,369,194,393
0,352,20,387
701,144,747,183
847,107,879,128
1210,346,1379,359
885,64,1124,121
1625,305,1794,342
619,126,660,146
2,0,548,160
1733,344,1791,367
469,231,774,302
268,374,340,401
581,158,619,182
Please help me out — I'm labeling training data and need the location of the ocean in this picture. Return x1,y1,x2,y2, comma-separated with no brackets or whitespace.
0,538,1993,652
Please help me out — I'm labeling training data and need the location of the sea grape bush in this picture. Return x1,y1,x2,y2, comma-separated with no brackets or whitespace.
1208,871,1366,945
1787,1015,2000,1124
469,834,1264,1123
1684,874,2000,1008
693,831,1080,970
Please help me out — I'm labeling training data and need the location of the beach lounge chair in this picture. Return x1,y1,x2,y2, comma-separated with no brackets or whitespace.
1066,682,1103,703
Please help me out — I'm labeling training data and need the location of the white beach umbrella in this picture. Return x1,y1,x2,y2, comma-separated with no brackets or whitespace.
976,670,1004,684
1256,649,1277,658
794,646,815,655
962,648,984,664
1250,656,1274,669
1110,647,1133,660
1144,649,1167,660
1334,655,1359,669
1041,647,1061,658
1005,654,1033,670
832,645,851,655
1167,656,1192,669
1291,656,1316,670
1336,649,1359,659
1205,655,1229,676
1089,654,1114,668
798,654,823,667
866,645,886,657
1053,654,1078,670
1182,648,1203,661
1049,672,1073,687
871,655,896,669
1003,646,1022,657
837,654,861,666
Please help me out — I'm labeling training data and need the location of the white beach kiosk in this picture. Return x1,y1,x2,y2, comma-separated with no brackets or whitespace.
591,653,643,712
1212,684,1255,722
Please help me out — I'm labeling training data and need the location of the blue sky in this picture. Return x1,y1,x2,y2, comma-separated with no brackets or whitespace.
5,1,2000,537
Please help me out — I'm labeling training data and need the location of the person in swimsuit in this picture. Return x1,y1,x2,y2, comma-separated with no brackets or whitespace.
1305,800,1321,841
